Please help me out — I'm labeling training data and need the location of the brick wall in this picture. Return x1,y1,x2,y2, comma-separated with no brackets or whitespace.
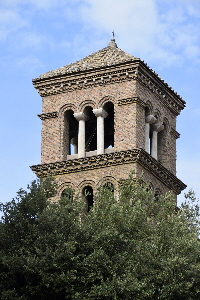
36,71,182,198
53,161,175,203
41,78,177,174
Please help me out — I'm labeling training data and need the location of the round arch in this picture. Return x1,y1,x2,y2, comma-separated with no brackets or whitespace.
79,99,96,111
59,103,77,117
153,108,161,122
78,180,96,193
98,95,115,108
58,182,76,195
145,100,153,115
97,176,118,190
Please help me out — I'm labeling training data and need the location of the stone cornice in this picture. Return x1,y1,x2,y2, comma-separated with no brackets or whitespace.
38,111,58,120
32,62,138,97
30,148,186,194
118,96,146,107
33,60,185,116
136,62,185,116
170,128,180,139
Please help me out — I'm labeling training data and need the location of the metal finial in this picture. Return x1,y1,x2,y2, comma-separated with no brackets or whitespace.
112,30,115,38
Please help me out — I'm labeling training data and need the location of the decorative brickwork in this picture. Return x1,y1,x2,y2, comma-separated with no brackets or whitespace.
30,148,186,195
170,128,180,139
31,39,186,198
38,111,58,120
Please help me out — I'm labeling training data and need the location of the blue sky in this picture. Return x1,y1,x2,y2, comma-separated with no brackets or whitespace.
0,0,200,205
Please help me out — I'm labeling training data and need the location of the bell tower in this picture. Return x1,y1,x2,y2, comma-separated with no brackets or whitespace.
31,39,186,205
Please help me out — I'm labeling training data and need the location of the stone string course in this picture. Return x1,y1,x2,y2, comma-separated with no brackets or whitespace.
31,148,186,195
38,111,58,120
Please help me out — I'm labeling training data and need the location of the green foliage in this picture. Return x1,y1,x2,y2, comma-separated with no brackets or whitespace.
0,176,200,299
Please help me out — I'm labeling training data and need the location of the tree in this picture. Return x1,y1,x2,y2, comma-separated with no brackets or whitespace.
0,175,200,300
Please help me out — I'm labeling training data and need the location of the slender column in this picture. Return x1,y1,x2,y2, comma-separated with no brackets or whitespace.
145,115,157,153
70,137,78,154
93,108,108,155
151,123,164,159
74,112,89,158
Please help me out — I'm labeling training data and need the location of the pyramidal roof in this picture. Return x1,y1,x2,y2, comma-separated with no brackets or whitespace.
35,39,137,81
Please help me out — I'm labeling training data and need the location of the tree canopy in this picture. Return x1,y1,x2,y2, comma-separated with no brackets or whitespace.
0,176,200,300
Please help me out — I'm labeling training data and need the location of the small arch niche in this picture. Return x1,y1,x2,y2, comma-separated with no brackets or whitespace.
82,185,94,212
103,182,114,192
154,189,162,201
63,109,78,158
61,187,74,201
103,102,114,148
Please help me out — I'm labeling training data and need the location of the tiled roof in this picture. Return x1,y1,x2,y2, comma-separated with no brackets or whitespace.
34,40,136,80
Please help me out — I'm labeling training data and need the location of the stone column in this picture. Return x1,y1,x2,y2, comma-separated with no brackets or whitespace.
74,112,89,158
70,137,78,154
151,123,164,160
93,108,108,155
145,115,157,153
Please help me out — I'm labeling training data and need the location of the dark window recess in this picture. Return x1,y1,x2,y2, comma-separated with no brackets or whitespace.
82,186,94,212
104,102,114,148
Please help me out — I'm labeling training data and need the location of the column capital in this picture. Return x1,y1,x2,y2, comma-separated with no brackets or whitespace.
151,123,164,132
93,108,108,118
145,114,157,124
74,112,89,122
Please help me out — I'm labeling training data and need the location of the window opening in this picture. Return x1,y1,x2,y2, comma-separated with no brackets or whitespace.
103,102,114,148
84,107,97,152
103,182,114,192
61,187,74,201
82,185,94,212
157,122,166,164
154,189,161,202
64,110,78,158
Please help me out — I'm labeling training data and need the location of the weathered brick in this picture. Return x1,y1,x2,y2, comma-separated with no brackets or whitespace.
31,41,186,199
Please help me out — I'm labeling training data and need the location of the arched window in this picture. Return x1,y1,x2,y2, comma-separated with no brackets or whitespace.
103,182,114,192
63,109,78,159
61,187,74,201
103,102,114,148
82,185,94,212
154,189,162,201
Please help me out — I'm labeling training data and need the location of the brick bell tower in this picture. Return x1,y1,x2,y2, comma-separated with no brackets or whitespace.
31,39,186,207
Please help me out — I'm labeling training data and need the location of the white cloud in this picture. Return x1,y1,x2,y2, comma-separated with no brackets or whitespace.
78,0,200,66
0,8,27,40
1,0,200,68
2,0,64,10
